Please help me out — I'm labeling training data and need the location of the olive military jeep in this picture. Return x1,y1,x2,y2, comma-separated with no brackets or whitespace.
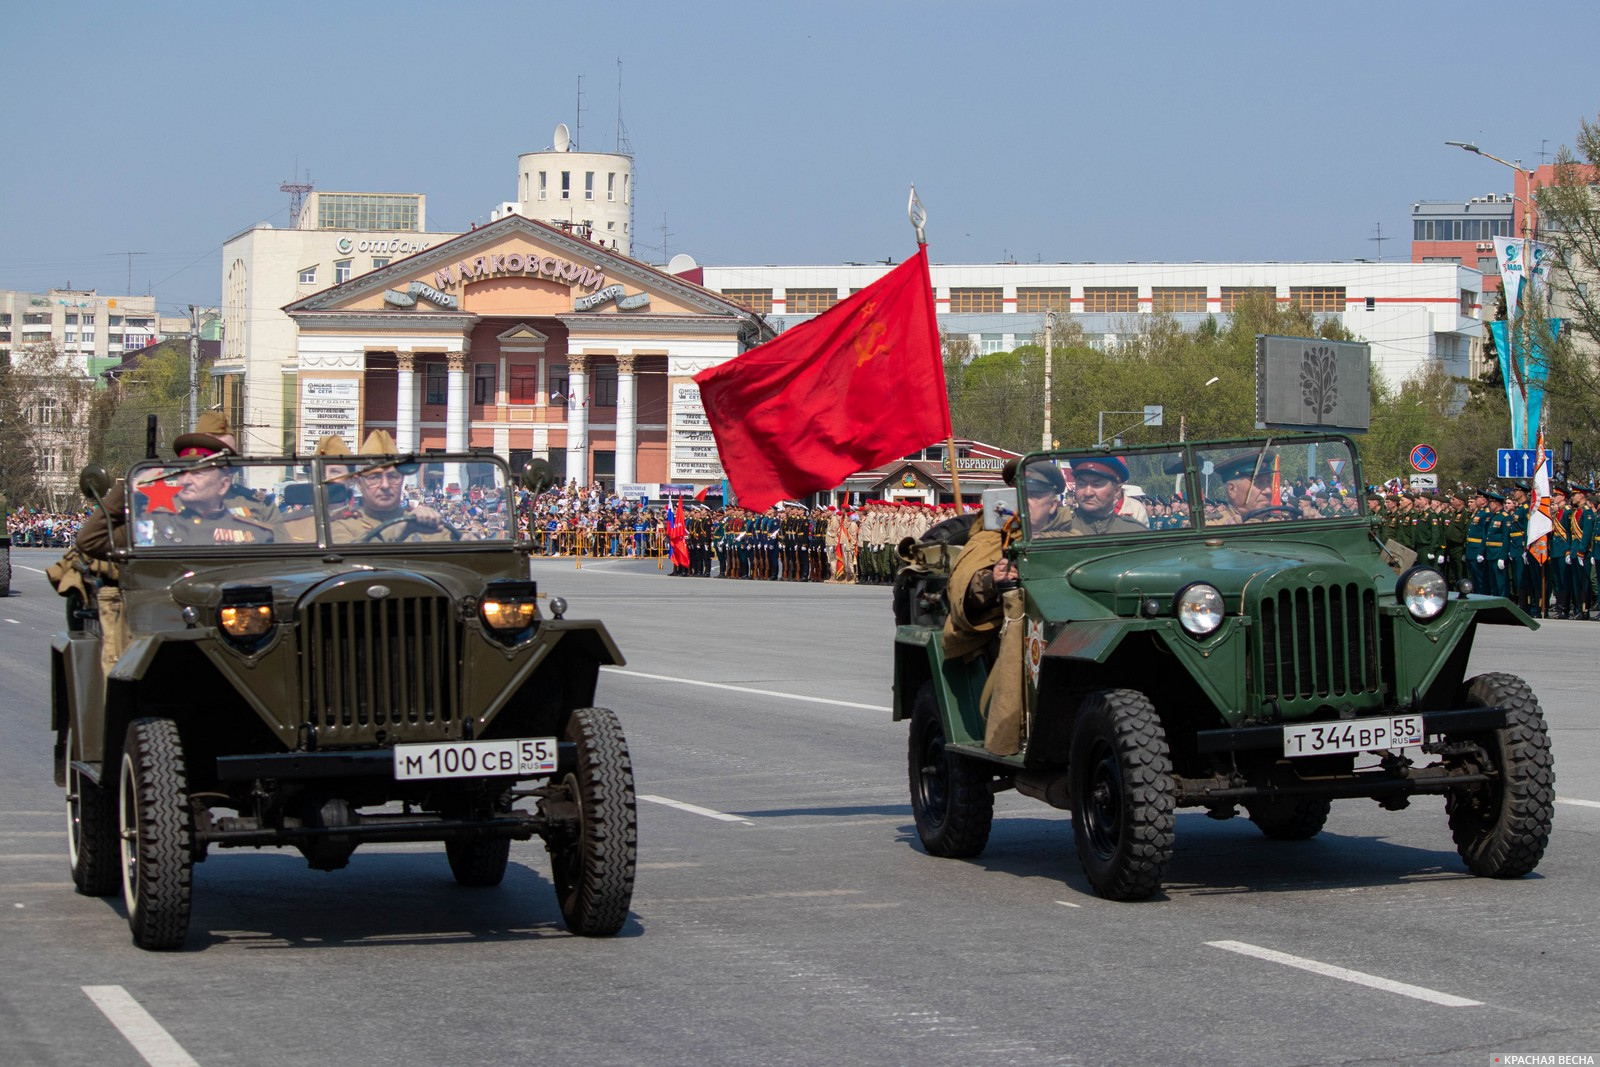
894,435,1554,900
52,451,635,949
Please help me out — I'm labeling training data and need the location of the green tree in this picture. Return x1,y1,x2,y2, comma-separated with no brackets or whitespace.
0,349,40,509
92,340,212,476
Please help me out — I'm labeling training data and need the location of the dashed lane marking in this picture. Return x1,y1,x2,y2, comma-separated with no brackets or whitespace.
15,564,48,574
1055,900,1083,908
1557,797,1600,809
83,985,200,1067
638,794,755,825
600,666,890,712
1206,940,1482,1007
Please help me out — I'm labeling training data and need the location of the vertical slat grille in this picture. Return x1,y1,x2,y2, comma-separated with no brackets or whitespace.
303,595,457,740
1259,583,1378,702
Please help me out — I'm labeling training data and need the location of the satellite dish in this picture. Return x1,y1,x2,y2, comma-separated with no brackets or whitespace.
667,253,699,276
553,123,571,152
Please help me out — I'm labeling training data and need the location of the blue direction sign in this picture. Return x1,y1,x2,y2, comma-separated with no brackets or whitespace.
1410,444,1438,473
1497,449,1554,479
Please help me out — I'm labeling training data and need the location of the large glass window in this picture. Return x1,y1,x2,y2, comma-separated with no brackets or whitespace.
548,367,570,406
560,171,571,200
538,171,547,200
473,363,497,404
425,362,447,405
1288,287,1346,312
1016,287,1070,312
949,288,1003,313
1151,287,1206,312
509,365,539,404
593,363,617,407
585,171,595,200
335,260,353,285
314,193,420,231
785,288,839,314
1083,287,1138,313
721,289,773,314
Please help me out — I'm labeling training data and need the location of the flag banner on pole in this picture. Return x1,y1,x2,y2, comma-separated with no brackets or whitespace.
1528,426,1553,564
693,246,949,513
1488,319,1558,450
1494,237,1557,321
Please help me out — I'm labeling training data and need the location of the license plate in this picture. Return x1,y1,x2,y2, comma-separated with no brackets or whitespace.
1282,715,1425,757
393,738,559,781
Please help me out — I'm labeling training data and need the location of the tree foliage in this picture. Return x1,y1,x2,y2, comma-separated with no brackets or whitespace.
92,339,212,477
0,342,99,511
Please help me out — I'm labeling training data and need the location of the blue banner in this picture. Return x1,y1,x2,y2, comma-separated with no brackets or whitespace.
1488,319,1560,448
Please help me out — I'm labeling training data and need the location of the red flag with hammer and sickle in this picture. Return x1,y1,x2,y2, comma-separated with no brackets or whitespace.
694,246,949,513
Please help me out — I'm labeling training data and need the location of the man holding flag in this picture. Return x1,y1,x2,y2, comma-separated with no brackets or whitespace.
1526,428,1553,616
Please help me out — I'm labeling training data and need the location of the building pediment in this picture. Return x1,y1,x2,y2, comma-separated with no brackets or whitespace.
497,323,549,346
284,214,752,323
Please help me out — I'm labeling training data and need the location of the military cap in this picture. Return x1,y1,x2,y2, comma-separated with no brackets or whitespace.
1551,481,1569,497
1022,463,1067,495
1485,489,1505,502
1069,455,1129,483
1214,451,1276,482
315,434,352,457
173,410,237,458
360,429,399,455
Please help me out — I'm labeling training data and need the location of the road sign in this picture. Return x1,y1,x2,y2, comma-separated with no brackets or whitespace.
1497,449,1554,479
1409,474,1438,490
1409,444,1438,473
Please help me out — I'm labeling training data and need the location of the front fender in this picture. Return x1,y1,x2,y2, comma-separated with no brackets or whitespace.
1042,616,1248,723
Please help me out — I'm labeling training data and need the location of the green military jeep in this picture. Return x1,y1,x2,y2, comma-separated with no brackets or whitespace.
894,435,1554,900
53,451,635,949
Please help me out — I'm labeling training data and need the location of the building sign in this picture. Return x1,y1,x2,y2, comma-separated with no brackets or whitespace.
434,253,606,292
618,292,650,310
942,456,1006,472
572,285,654,312
383,280,458,310
299,378,360,453
669,382,724,482
336,237,432,255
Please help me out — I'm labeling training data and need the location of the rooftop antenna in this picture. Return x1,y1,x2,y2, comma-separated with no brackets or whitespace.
574,75,584,151
1539,139,1550,166
615,57,633,156
1368,222,1387,263
660,213,674,262
280,161,314,228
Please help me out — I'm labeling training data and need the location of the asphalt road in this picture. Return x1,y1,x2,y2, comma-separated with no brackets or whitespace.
1,546,1597,1066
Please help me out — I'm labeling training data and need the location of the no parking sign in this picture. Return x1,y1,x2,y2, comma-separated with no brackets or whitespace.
1409,444,1438,474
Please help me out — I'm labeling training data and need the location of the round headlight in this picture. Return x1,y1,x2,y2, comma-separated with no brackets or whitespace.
480,597,538,632
1399,566,1448,620
1174,582,1225,637
218,603,273,638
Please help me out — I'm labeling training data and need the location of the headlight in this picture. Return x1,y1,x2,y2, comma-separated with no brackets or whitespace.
1174,582,1225,637
1398,566,1448,620
217,586,274,645
479,581,540,643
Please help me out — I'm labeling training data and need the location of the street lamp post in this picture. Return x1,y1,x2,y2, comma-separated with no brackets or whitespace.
1041,311,1056,452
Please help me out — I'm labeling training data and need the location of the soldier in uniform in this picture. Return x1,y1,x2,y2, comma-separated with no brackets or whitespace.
1444,491,1468,587
1547,483,1570,617
135,462,277,548
1483,491,1510,598
1464,490,1490,592
1569,485,1594,618
1209,452,1292,526
329,431,453,543
1413,494,1439,568
1506,486,1528,606
1025,458,1144,538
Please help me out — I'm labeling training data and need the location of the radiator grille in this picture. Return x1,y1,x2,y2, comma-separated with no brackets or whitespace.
301,596,459,741
1258,583,1379,702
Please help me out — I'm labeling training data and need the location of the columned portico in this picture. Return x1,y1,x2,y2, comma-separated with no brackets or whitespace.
394,350,417,452
565,352,590,484
445,350,469,452
615,353,637,484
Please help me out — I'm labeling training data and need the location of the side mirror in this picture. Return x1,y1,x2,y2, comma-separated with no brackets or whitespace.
79,463,112,502
522,459,555,494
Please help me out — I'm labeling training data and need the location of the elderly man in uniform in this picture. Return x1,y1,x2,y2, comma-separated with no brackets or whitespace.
1209,451,1290,526
329,430,453,543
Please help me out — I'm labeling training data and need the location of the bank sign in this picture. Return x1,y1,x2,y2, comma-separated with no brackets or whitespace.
336,236,432,255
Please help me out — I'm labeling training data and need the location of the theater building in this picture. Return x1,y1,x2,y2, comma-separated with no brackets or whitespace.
283,214,764,488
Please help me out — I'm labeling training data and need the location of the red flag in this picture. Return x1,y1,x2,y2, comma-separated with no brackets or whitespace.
1528,426,1552,564
694,246,949,513
694,485,710,502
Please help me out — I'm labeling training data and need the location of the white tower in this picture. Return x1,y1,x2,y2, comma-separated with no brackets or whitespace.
516,123,634,257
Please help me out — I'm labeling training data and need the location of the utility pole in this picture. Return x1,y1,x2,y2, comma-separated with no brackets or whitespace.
188,305,199,432
1041,311,1056,452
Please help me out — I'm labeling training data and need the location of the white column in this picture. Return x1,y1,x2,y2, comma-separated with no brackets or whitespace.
394,351,417,452
445,351,468,452
615,353,637,485
565,352,589,485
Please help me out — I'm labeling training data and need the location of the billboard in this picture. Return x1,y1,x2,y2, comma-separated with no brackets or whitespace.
1255,335,1370,433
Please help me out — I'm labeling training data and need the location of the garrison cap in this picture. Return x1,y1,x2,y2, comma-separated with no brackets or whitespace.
173,411,237,458
1069,455,1129,483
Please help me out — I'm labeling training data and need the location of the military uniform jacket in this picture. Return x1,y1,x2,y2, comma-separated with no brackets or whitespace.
1465,507,1489,557
141,507,277,547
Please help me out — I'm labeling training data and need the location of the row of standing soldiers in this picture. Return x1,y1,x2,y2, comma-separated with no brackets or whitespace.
1379,485,1597,619
675,501,961,582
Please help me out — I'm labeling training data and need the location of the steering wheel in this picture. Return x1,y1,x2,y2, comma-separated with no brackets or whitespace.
1240,505,1301,522
359,517,463,543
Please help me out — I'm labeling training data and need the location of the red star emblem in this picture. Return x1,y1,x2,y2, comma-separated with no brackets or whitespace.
137,478,182,513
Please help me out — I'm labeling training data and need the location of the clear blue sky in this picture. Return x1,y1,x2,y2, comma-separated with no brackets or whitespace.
2,0,1596,319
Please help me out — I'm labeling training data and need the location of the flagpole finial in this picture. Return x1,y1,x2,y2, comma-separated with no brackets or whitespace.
908,185,927,246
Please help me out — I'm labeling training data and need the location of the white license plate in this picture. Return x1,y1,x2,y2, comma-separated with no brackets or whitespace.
1282,715,1425,757
393,738,559,781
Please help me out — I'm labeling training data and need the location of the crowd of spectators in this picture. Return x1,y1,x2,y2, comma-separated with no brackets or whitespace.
515,480,676,556
5,509,87,546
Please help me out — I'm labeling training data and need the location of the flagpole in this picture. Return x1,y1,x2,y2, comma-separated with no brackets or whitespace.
910,184,963,508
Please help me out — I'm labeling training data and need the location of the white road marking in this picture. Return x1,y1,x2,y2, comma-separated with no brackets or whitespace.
638,794,754,824
1206,940,1482,1007
5,619,18,624
1557,797,1600,809
83,985,201,1067
1055,900,1082,908
600,666,890,712
15,564,48,574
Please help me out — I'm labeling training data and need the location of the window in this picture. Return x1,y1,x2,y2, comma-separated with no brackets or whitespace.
1461,290,1478,316
607,173,616,202
548,367,570,406
371,257,389,270
65,313,79,325
585,172,595,200
109,315,122,326
538,171,547,200
313,192,419,231
1478,256,1499,275
979,334,1007,354
948,288,1003,313
334,260,353,284
299,266,317,284
785,288,839,314
23,313,48,325
509,364,539,404
1423,256,1462,265
83,313,95,325
64,332,77,343
1288,287,1346,312
593,363,617,408
1151,287,1206,312
722,289,774,314
622,175,629,203
1082,287,1138,313
1220,286,1276,311
1016,287,1070,312
1365,296,1376,311
560,171,571,200
36,396,59,425
425,362,448,405
473,363,497,404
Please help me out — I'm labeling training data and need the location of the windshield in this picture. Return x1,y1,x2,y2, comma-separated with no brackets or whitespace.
126,455,515,550
1018,438,1363,540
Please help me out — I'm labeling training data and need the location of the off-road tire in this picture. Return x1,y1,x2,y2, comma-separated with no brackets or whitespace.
1245,796,1331,841
118,718,194,951
908,682,993,858
1068,689,1175,900
1446,673,1554,878
66,725,120,896
546,707,636,936
446,838,511,887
